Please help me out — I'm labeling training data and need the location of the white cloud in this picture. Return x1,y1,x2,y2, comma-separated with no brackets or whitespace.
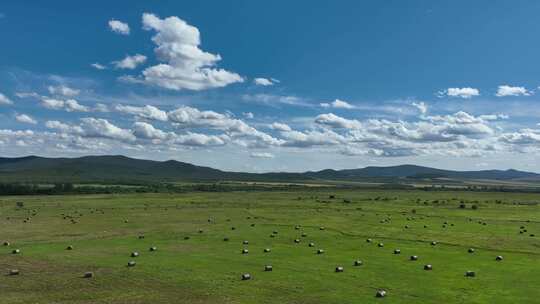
270,122,292,132
320,99,355,109
15,114,37,125
115,104,168,121
243,112,254,119
41,98,89,112
496,85,531,97
94,103,110,112
80,118,136,142
440,87,480,99
132,121,169,140
91,63,107,70
113,54,147,69
108,19,130,35
315,113,362,129
242,94,306,106
0,93,13,105
47,85,80,97
412,101,428,114
127,13,243,91
250,152,275,158
253,78,276,86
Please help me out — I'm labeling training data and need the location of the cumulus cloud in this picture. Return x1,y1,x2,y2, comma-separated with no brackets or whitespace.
270,122,292,132
439,87,480,99
80,118,136,142
320,99,355,109
315,113,362,129
41,98,89,112
412,101,428,114
115,104,168,121
15,114,37,125
0,93,13,105
253,78,277,86
91,63,107,70
496,85,531,97
122,13,244,91
132,121,169,140
108,19,130,35
113,54,147,69
250,152,275,158
47,85,80,97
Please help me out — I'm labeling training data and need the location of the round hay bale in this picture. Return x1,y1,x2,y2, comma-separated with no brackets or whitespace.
12,249,20,254
131,252,139,257
394,249,401,254
272,230,278,235
9,269,20,276
495,255,503,261
376,290,387,298
128,261,136,267
317,249,325,254
3,241,9,246
198,229,204,233
468,248,475,253
124,219,129,223
83,272,94,278
465,270,475,277
264,265,273,272
378,243,384,248
149,246,157,252
66,245,74,250
366,238,372,243
295,225,301,230
308,242,315,247
250,223,255,227
294,239,301,244
243,240,249,245
241,273,251,280
301,233,307,237
424,264,433,271
354,260,363,266
270,234,275,238
404,225,409,229
242,249,249,254
319,227,325,231
410,255,418,261
264,248,271,253
335,266,344,273
431,241,437,246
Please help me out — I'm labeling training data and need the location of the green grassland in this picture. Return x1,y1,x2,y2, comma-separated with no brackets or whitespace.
1,189,539,303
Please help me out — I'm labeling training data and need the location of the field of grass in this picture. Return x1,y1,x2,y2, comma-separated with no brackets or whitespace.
1,189,539,303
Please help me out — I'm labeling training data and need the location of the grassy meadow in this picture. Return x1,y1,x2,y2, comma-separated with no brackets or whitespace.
1,189,539,303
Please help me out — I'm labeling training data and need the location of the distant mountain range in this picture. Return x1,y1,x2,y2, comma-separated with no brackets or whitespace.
0,155,539,184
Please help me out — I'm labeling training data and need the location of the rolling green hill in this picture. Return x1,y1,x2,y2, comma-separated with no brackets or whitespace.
0,155,538,184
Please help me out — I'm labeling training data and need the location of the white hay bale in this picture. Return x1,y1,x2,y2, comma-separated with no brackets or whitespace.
424,264,433,270
335,266,344,272
264,265,273,272
376,290,387,298
241,273,251,280
354,260,363,266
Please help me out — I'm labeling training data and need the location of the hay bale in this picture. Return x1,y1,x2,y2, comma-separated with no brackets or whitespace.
308,242,315,247
424,264,433,270
301,233,307,237
243,240,249,245
335,266,344,272
264,265,273,272
468,248,475,253
295,225,301,230
131,252,139,257
9,269,20,276
272,230,278,235
3,241,9,246
83,272,94,278
242,249,249,254
12,249,20,254
250,223,255,227
496,255,503,261
431,241,437,246
319,227,325,231
294,239,301,243
128,261,136,267
241,273,251,280
264,248,271,253
366,238,372,243
410,255,418,261
66,245,74,250
149,246,157,251
270,234,275,238
376,290,387,298
465,270,475,277
354,260,363,266
378,243,384,248
198,229,204,233
394,249,401,254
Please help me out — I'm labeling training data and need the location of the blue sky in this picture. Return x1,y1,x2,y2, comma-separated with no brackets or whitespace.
1,1,540,172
